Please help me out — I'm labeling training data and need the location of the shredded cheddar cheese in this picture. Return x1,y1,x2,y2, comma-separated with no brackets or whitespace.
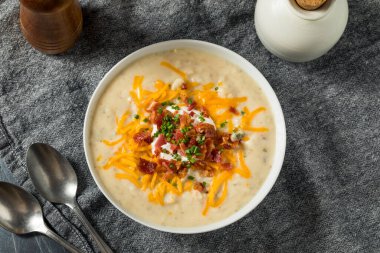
160,61,187,80
100,61,269,215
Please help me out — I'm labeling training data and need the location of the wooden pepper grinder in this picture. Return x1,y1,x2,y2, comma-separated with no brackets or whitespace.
20,0,83,54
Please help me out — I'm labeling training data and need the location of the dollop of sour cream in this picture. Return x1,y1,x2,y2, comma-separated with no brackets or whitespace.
165,106,215,127
151,106,216,161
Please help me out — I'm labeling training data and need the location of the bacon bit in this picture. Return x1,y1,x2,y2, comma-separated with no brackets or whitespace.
200,106,210,117
155,134,166,146
181,83,187,90
182,95,197,110
189,137,197,146
157,159,169,169
229,107,239,115
156,116,163,128
196,151,206,160
170,144,178,152
162,160,170,169
175,161,183,171
193,160,207,169
178,149,186,156
221,163,233,170
195,123,216,138
146,100,160,112
194,182,205,192
133,131,153,145
200,143,207,152
186,129,197,137
180,114,191,128
161,160,172,170
174,129,184,141
188,102,196,111
218,131,240,149
221,143,233,149
204,138,215,158
162,170,174,181
138,158,157,174
220,132,231,143
157,159,178,174
178,168,188,178
200,169,214,177
179,143,187,155
150,111,163,127
210,149,222,163
154,134,166,155
189,111,195,117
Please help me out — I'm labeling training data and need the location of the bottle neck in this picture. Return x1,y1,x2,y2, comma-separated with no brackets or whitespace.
285,0,335,21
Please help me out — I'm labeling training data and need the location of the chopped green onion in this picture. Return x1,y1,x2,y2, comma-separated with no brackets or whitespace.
196,135,205,145
188,157,196,163
161,101,174,106
181,126,191,133
186,146,200,155
171,105,180,110
180,137,190,144
172,153,181,161
220,120,228,128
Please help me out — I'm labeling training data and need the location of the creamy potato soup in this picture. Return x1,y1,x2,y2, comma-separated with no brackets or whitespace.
90,49,275,227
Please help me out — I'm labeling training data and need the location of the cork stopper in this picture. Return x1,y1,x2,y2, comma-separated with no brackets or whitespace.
295,0,328,10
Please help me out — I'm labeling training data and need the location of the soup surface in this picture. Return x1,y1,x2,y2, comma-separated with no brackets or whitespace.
90,48,275,227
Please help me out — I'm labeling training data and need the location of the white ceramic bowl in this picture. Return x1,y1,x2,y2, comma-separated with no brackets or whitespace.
83,40,286,233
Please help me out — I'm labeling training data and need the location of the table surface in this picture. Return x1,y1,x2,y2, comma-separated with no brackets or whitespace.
0,160,66,253
1,0,379,252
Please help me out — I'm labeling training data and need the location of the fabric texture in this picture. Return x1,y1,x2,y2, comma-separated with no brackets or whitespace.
0,0,379,252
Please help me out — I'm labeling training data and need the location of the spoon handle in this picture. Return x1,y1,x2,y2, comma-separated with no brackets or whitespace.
45,227,83,253
71,202,113,253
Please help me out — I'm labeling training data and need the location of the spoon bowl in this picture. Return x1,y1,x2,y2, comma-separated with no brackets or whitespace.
27,143,77,205
27,143,113,253
0,182,45,234
0,182,82,253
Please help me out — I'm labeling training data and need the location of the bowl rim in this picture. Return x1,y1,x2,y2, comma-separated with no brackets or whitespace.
83,39,286,234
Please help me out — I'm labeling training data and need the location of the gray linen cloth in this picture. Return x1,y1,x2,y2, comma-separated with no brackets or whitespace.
1,0,379,252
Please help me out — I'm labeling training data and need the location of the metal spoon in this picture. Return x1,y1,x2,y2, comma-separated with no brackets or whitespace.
0,181,82,253
26,143,113,253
